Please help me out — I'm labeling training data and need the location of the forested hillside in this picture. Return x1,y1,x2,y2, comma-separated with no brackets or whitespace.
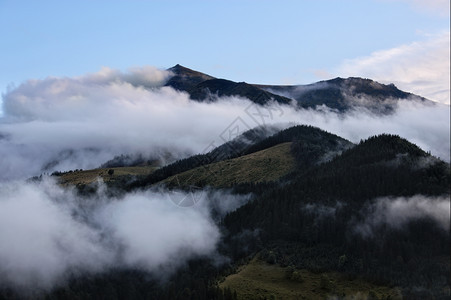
3,127,449,300
223,134,450,298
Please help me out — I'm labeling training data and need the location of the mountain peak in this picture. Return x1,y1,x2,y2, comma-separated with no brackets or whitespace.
165,64,215,91
167,64,214,78
168,64,189,73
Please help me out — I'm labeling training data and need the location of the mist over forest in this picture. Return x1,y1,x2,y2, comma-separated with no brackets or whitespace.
0,64,449,299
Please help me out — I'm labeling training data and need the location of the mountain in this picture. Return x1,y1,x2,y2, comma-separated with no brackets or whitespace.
124,125,353,190
189,78,293,105
159,125,353,188
259,77,429,113
165,65,292,105
165,64,215,91
32,124,450,299
154,130,449,298
165,65,432,113
222,133,449,298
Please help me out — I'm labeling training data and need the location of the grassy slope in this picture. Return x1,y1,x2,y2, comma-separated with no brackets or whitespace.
57,142,294,187
162,142,295,188
58,166,157,185
220,257,402,300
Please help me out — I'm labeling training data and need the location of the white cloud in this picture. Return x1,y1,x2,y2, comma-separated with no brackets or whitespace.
78,65,172,88
0,178,223,291
338,32,450,104
276,101,450,161
0,68,277,180
355,195,450,237
0,66,449,181
0,179,110,290
96,191,219,272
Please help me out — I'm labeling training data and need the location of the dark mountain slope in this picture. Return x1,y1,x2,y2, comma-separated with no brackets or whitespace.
127,125,353,190
157,126,354,188
260,77,430,113
300,134,449,200
223,134,450,297
127,125,281,189
165,65,432,113
326,133,427,167
242,125,353,169
165,64,292,105
189,78,293,105
225,134,448,233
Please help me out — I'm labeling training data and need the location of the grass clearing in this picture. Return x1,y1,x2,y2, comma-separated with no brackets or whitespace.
219,257,402,300
162,142,295,188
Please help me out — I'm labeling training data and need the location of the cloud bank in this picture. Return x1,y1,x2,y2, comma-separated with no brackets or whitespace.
291,100,450,161
0,67,281,180
0,66,449,181
0,178,228,291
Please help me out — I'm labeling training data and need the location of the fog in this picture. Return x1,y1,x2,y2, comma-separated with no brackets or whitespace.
290,100,450,161
300,195,450,239
354,195,450,238
0,178,247,291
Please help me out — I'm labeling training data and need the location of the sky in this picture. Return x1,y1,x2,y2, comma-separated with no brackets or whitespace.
0,0,449,111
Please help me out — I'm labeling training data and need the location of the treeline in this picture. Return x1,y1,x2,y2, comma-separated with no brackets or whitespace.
243,125,353,167
51,169,84,176
127,125,278,190
100,154,153,168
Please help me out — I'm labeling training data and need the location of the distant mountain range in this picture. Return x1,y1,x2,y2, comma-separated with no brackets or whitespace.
165,64,430,114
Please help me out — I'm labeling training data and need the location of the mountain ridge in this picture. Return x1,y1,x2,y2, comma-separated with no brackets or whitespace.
165,64,432,113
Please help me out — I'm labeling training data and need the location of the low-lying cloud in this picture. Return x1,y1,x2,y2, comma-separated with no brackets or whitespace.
0,67,283,180
0,178,232,291
0,66,449,181
354,195,450,238
291,100,450,161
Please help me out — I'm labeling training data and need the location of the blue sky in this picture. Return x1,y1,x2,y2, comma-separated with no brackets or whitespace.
0,0,449,108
